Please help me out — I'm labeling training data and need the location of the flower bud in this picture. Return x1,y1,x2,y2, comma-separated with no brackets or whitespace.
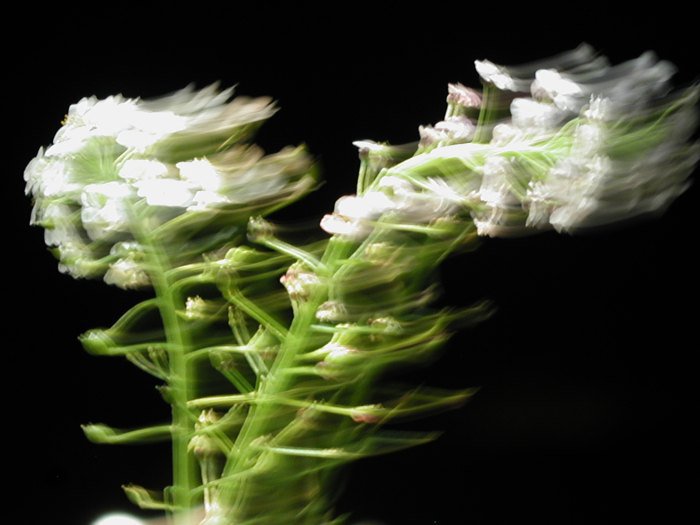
280,262,321,301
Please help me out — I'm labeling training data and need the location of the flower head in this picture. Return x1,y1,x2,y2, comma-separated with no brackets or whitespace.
26,85,316,287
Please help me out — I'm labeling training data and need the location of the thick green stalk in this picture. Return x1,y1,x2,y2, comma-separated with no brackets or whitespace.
141,236,198,525
219,237,355,518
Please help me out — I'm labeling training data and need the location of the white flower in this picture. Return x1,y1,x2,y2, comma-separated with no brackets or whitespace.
419,116,475,148
80,182,133,240
532,52,676,114
316,301,348,323
45,133,90,157
472,217,523,238
422,177,469,206
39,203,79,246
139,83,235,114
24,151,79,197
320,191,394,239
531,69,584,112
446,83,481,109
104,257,149,289
110,241,144,257
280,263,321,301
477,156,520,207
184,295,210,319
177,158,222,191
335,192,394,220
352,140,417,175
525,156,615,232
571,123,606,157
221,159,297,204
475,43,598,93
524,181,554,229
474,60,522,92
549,197,601,232
118,159,171,181
510,98,568,131
125,108,188,135
57,240,97,278
490,124,525,146
321,173,465,240
320,213,370,240
54,96,141,149
353,140,389,155
188,190,231,211
582,96,614,122
321,342,359,365
28,84,315,286
135,179,196,207
82,96,140,136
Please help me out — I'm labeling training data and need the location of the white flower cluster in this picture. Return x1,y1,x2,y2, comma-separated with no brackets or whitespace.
471,46,697,234
322,46,696,241
419,83,481,151
321,174,462,240
26,85,315,287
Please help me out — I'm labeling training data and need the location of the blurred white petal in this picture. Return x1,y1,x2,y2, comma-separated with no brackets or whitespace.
135,179,195,207
104,258,150,289
118,159,171,181
80,182,133,240
177,158,223,191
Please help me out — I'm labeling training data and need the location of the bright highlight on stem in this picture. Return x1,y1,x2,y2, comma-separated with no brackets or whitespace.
25,44,697,524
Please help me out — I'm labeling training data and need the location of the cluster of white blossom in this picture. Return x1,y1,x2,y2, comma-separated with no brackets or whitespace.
473,44,697,234
26,85,315,287
323,44,697,242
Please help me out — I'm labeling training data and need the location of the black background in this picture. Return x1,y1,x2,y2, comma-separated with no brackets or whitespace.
8,6,698,525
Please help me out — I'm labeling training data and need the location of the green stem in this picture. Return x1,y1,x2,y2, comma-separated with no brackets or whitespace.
473,82,513,144
219,237,355,518
141,234,198,525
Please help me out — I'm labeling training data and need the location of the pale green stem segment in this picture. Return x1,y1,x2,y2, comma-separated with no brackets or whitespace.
218,237,356,517
473,82,511,144
132,220,198,525
153,253,197,523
